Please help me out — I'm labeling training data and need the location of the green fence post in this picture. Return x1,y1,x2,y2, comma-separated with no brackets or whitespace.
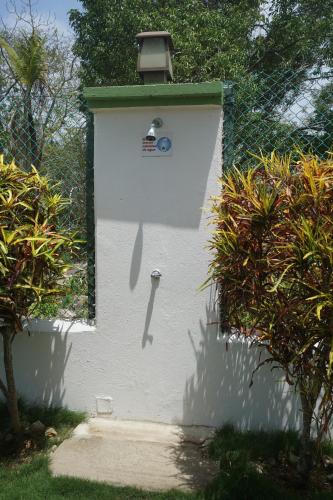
222,81,235,172
218,81,235,336
86,111,95,319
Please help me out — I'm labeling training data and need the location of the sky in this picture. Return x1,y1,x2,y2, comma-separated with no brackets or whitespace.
0,0,82,35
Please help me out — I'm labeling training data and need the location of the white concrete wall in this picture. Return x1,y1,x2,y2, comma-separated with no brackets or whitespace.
0,104,301,430
94,105,225,425
1,323,300,430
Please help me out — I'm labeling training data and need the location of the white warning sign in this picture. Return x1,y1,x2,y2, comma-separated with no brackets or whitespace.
142,134,173,157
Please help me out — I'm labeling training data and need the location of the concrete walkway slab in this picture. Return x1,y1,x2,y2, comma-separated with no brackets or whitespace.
50,418,219,492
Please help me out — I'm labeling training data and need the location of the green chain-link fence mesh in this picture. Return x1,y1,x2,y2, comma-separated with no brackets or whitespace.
225,68,332,171
0,90,90,319
0,92,86,232
0,68,332,319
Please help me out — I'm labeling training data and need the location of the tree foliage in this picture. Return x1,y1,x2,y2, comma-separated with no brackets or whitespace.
70,0,333,164
0,32,48,170
0,1,80,171
0,32,47,92
70,0,332,85
0,155,79,431
0,1,86,237
208,152,333,477
69,0,259,85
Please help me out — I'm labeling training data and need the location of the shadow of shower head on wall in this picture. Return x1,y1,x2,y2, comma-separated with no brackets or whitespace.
141,276,160,349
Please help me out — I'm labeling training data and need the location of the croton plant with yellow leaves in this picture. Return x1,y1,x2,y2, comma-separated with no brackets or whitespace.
0,156,79,433
208,152,333,480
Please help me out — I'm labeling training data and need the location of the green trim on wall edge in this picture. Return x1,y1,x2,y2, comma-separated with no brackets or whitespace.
84,82,223,109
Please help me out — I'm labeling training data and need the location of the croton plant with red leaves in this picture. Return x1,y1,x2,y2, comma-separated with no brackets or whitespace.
208,152,333,479
0,156,79,433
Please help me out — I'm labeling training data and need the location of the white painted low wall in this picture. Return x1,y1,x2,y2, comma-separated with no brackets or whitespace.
0,320,301,430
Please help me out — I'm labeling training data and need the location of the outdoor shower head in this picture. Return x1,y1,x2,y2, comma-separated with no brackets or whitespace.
145,117,163,141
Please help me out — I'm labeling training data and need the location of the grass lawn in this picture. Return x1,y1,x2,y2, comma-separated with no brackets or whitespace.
0,455,196,500
0,402,332,499
207,425,333,499
0,403,196,500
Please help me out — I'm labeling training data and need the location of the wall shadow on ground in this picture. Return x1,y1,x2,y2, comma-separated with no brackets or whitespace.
0,325,72,407
168,440,219,492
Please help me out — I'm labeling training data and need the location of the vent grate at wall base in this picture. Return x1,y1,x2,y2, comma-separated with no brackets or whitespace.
96,396,113,415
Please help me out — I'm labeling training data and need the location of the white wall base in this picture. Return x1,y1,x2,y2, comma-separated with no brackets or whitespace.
0,320,301,431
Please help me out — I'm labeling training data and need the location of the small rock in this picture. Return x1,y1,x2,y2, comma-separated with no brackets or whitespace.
50,444,57,453
255,464,264,474
249,461,264,474
57,309,76,320
45,427,57,438
288,451,299,465
323,455,333,471
74,295,88,308
29,420,46,435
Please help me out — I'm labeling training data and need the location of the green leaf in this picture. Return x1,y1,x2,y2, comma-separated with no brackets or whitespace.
268,264,293,293
316,303,324,320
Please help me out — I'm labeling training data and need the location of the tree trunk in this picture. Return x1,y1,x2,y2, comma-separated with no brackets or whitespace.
23,92,40,171
298,380,320,483
28,108,40,169
2,327,20,433
26,94,40,170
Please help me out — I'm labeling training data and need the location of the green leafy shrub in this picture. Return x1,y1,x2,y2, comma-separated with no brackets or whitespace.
207,425,298,499
209,424,300,462
31,273,88,319
0,156,79,432
208,152,333,480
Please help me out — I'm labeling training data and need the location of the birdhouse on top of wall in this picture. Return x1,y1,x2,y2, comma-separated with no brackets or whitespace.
136,31,174,84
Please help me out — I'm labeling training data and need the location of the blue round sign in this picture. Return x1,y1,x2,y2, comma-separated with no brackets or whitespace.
157,137,172,152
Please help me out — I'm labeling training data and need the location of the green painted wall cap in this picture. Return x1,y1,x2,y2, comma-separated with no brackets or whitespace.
84,81,223,109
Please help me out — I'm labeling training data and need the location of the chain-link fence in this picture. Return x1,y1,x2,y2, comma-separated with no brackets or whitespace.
0,90,90,319
0,91,86,233
224,68,333,171
0,68,332,320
